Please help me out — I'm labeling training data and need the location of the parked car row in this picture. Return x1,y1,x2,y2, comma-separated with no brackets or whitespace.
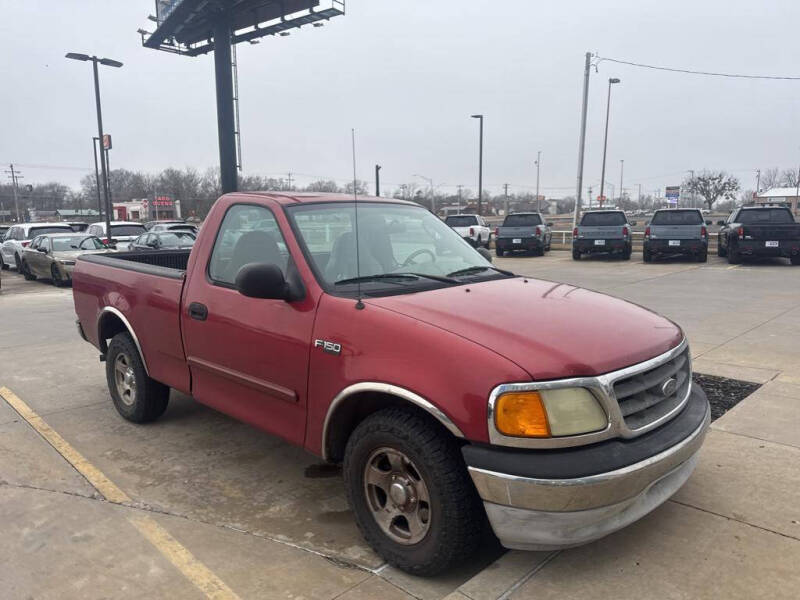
0,219,199,288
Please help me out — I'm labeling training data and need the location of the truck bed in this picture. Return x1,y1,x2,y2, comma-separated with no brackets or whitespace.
72,249,192,394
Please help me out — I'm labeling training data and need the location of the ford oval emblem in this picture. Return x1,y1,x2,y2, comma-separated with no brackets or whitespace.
661,378,678,397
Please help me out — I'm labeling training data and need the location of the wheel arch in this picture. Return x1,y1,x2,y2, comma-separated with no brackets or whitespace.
96,307,150,375
322,383,465,463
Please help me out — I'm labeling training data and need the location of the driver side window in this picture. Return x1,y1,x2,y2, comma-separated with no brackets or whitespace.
208,204,289,286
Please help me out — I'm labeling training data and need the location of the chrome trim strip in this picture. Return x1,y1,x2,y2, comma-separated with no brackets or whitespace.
471,400,708,511
97,307,150,376
487,338,690,449
321,382,464,461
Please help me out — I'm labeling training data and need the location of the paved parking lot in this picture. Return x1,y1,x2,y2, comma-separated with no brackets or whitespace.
1,251,799,599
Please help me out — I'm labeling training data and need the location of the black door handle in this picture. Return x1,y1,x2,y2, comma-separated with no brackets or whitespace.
188,302,208,321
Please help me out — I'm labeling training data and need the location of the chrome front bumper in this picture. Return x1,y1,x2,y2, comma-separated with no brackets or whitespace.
469,398,710,550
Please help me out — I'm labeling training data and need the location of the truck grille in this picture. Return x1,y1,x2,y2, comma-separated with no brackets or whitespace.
613,349,691,430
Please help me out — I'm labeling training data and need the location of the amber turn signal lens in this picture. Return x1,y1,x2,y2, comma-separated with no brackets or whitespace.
494,392,551,437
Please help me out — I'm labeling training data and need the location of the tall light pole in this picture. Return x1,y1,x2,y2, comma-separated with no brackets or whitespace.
619,159,624,206
92,137,103,217
599,77,621,208
573,52,592,229
535,151,541,213
66,53,122,239
413,174,435,215
471,114,484,216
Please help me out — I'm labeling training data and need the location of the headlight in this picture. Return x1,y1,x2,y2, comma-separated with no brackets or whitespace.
494,388,607,438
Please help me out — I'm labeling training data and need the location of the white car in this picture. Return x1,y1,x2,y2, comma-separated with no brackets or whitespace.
444,214,491,248
85,221,147,247
1,222,74,271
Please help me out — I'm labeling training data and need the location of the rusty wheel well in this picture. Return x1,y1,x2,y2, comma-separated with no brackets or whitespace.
324,391,458,463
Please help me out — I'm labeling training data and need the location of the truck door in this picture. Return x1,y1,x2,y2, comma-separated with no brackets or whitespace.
181,202,313,445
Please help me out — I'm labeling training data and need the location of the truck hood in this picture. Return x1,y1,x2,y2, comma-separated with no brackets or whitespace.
366,277,683,380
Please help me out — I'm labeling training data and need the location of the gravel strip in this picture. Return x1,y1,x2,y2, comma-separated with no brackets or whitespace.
693,373,761,421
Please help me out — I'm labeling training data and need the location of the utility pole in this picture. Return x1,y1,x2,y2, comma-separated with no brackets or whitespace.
588,185,593,210
619,159,624,207
457,185,463,213
573,52,592,229
286,172,294,191
375,164,381,196
688,169,695,209
755,169,761,196
5,164,22,222
535,151,541,213
638,183,642,204
503,183,510,216
471,114,484,216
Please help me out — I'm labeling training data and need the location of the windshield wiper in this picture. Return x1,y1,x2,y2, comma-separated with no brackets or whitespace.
334,272,458,286
446,265,515,278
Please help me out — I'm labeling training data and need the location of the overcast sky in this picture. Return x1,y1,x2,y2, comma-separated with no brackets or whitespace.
1,0,799,199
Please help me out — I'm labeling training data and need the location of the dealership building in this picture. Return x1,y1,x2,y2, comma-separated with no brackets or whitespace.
754,187,799,212
112,196,182,221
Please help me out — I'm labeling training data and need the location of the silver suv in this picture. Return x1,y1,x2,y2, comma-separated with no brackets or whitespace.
644,209,709,263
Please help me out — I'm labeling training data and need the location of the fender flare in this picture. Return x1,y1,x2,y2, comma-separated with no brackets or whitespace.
97,307,150,376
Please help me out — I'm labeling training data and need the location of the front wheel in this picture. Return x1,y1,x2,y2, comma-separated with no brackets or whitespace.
51,264,65,287
343,408,485,576
14,253,22,272
105,332,170,423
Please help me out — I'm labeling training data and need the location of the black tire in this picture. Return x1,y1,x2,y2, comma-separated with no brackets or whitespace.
697,250,708,263
105,332,169,423
22,260,36,280
727,241,741,264
14,253,22,272
621,245,632,260
495,248,504,257
51,264,65,287
484,235,491,249
643,247,652,263
717,236,727,257
0,254,7,270
572,248,581,260
791,255,800,266
343,408,485,576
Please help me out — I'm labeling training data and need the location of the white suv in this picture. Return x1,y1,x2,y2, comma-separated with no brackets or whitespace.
444,214,491,248
1,223,74,271
85,221,147,246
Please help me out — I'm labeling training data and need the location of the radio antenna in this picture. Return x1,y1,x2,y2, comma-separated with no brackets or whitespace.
351,128,364,310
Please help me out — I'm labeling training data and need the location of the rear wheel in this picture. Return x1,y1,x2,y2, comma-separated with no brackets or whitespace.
14,253,22,272
0,254,7,270
791,255,800,266
105,332,170,423
643,247,652,263
697,250,708,263
495,248,504,257
717,236,727,257
727,241,741,264
343,408,485,576
621,245,632,260
572,248,581,261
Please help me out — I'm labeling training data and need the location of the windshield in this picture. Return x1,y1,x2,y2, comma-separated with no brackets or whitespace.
445,215,478,227
503,214,542,227
51,236,104,251
650,210,703,225
110,224,146,236
580,212,627,226
28,226,72,238
738,208,794,224
159,232,196,247
287,202,498,293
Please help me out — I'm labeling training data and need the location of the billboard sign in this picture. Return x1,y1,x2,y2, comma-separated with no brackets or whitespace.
102,134,112,150
665,186,680,205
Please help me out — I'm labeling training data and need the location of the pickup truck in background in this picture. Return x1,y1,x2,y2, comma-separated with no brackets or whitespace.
494,212,552,257
73,192,709,576
643,209,710,263
572,210,633,260
444,214,491,248
717,206,800,265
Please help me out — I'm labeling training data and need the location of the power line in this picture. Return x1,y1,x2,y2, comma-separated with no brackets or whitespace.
598,56,800,81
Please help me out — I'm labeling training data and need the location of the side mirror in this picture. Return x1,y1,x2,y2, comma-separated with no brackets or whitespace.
235,263,291,300
705,220,712,226
37,247,48,253
630,221,638,226
147,241,158,248
546,222,553,227
716,220,725,226
476,247,493,263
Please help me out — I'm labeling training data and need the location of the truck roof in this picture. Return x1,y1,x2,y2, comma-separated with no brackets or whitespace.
225,191,417,207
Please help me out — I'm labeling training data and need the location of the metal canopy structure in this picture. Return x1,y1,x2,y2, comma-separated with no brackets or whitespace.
139,1,345,193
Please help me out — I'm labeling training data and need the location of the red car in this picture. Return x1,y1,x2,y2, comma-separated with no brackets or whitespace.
73,192,710,575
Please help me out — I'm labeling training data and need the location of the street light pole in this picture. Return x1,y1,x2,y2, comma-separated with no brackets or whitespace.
92,137,102,218
471,114,484,216
375,164,381,196
573,52,592,229
599,78,621,208
66,53,122,239
619,159,624,206
535,150,541,213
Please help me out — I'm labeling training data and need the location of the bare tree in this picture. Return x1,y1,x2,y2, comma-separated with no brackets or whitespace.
683,171,740,211
760,168,780,190
305,179,341,193
779,168,800,188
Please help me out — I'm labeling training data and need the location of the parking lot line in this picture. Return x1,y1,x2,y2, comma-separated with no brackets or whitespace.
0,385,241,600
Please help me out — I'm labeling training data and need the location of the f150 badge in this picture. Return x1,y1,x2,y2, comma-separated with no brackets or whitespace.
314,339,342,355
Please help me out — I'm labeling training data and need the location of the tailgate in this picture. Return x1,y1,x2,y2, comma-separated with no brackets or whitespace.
497,226,536,238
650,225,703,240
578,225,625,239
744,225,800,240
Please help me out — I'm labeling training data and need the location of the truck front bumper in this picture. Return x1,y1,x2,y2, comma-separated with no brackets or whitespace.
464,384,710,550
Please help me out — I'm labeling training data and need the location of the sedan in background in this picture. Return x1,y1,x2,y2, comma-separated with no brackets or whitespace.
20,233,110,286
127,230,196,251
149,222,198,235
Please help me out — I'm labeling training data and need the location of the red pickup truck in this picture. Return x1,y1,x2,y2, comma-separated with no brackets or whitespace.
73,192,710,575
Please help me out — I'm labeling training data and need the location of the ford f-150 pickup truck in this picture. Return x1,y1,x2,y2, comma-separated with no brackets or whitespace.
73,192,709,576
444,214,491,248
717,206,800,265
494,212,552,257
